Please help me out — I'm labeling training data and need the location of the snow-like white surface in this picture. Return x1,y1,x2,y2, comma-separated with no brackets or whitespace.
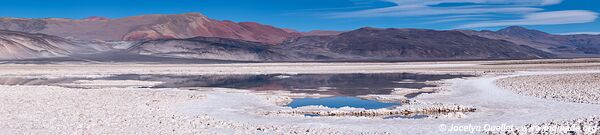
431,71,600,122
2,62,600,134
180,71,600,134
497,72,600,104
59,80,163,88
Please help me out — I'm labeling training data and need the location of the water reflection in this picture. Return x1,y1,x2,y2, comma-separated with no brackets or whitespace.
0,73,472,96
146,73,470,96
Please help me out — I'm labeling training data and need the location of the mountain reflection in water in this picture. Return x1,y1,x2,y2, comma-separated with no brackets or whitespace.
0,73,472,96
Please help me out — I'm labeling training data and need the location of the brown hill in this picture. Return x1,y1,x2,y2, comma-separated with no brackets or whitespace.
0,13,300,44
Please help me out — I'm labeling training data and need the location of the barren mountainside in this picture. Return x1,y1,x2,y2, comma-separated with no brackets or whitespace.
127,37,290,61
281,27,556,60
0,30,111,60
0,12,595,62
0,13,300,44
459,26,600,57
126,27,556,61
301,30,344,36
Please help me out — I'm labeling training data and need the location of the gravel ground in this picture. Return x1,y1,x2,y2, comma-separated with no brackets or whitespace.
496,73,600,104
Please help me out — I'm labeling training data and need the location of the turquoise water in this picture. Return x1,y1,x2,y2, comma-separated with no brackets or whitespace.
287,96,399,109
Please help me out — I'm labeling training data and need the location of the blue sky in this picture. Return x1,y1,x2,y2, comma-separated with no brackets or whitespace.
0,0,598,34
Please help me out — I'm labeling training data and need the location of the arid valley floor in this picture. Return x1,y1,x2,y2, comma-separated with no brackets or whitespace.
2,59,600,134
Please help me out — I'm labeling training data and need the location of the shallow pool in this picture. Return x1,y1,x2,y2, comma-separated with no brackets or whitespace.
287,96,399,109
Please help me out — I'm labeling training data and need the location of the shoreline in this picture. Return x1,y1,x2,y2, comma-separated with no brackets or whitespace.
1,61,600,134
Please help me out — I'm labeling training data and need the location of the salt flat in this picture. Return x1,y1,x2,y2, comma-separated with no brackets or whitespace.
1,59,600,134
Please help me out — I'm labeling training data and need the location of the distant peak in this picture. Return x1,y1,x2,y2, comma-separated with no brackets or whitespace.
357,27,383,31
81,16,109,21
498,26,548,34
497,26,533,33
496,26,551,38
504,26,528,30
182,12,206,17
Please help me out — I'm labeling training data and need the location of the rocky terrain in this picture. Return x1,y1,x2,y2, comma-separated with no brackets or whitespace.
0,13,300,44
127,37,290,61
0,30,112,60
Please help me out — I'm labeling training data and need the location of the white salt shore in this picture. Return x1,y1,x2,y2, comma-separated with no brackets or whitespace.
178,71,600,134
1,61,600,134
497,73,600,104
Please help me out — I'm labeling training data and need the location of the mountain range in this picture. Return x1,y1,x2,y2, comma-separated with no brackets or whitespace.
460,26,600,57
280,27,554,61
0,13,300,44
0,13,599,62
0,30,111,60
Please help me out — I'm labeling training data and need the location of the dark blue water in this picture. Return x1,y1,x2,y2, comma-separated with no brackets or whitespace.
287,96,399,109
0,73,472,97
